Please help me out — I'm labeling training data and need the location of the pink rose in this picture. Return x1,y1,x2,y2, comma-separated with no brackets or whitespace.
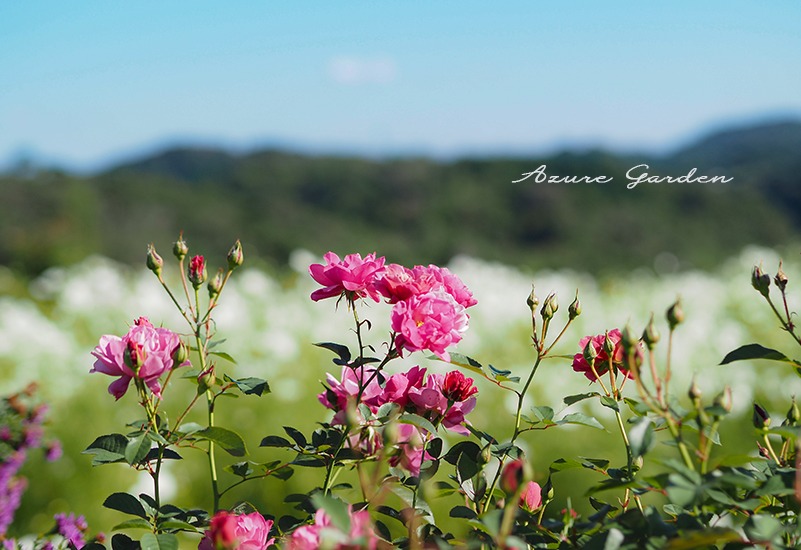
198,511,275,550
309,252,386,302
90,317,188,400
414,265,477,308
373,263,419,303
285,507,376,550
519,481,543,512
318,366,384,425
378,366,426,409
407,372,476,436
391,289,469,362
375,264,477,309
571,329,635,382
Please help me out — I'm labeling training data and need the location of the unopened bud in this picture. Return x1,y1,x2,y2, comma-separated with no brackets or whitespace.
775,261,788,292
540,293,558,321
227,240,244,270
198,367,216,393
124,340,146,373
753,403,771,429
751,265,770,297
620,325,638,355
666,298,684,330
188,255,207,288
688,379,702,402
602,331,615,356
208,268,224,299
173,236,189,261
146,244,163,277
642,315,660,348
526,287,539,312
500,458,532,495
568,294,581,320
171,341,189,366
713,387,733,415
582,339,598,365
542,476,554,501
786,397,800,425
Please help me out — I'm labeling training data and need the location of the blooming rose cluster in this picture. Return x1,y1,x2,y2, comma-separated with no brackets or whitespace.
571,328,635,382
309,253,477,361
198,511,274,550
285,506,377,550
319,365,478,474
90,317,188,400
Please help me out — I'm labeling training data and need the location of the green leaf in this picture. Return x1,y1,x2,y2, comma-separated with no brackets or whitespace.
196,427,247,457
83,433,129,466
125,434,152,465
140,533,179,550
449,505,477,519
600,396,619,412
628,417,655,458
210,350,237,364
445,353,485,376
311,494,351,533
314,342,351,365
663,528,743,550
260,435,293,448
283,426,307,448
225,461,254,478
564,392,600,406
744,515,783,544
112,518,153,530
720,343,801,368
557,412,605,430
529,406,555,423
177,422,204,435
398,413,438,435
103,492,147,519
488,364,520,384
225,376,269,396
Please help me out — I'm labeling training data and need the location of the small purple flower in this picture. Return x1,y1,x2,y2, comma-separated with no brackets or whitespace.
54,512,88,548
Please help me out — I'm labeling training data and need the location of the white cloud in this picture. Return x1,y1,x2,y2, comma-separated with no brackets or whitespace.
327,56,397,85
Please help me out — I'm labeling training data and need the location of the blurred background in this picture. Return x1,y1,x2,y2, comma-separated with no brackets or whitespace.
2,1,801,541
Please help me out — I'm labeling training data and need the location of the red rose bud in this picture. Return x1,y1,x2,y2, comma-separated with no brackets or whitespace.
208,268,224,299
751,265,770,297
188,255,207,288
146,244,163,277
124,340,146,372
753,403,770,429
207,511,238,550
227,240,244,270
442,371,478,402
173,236,189,261
500,458,532,495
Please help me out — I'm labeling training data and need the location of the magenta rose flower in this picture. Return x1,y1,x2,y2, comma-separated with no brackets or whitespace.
391,289,469,362
441,370,478,403
285,507,377,550
309,252,386,302
378,366,426,409
375,264,477,309
198,511,275,550
413,265,477,308
318,365,384,425
90,317,188,400
519,481,543,512
571,328,635,382
406,371,476,436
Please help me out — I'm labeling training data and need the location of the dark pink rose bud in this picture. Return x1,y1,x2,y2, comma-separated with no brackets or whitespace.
124,340,146,372
188,255,207,288
442,371,478,403
206,511,238,549
500,458,530,495
519,481,542,512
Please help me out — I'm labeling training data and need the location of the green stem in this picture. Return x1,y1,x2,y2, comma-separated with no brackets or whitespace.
322,425,349,495
665,417,696,472
208,390,220,511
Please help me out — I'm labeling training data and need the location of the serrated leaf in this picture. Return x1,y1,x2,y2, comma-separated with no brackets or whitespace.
140,533,179,550
224,375,270,396
564,392,600,406
103,492,147,518
125,434,152,465
557,412,605,430
196,427,247,457
720,344,801,368
83,433,129,465
210,350,237,364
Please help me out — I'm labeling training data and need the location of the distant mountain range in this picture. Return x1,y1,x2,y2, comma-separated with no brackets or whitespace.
2,119,800,277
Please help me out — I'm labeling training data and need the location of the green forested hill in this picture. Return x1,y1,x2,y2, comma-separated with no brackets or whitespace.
2,120,800,276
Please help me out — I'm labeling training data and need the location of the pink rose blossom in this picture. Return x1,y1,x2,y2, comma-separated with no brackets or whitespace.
378,366,426,409
90,317,188,400
318,366,384,425
388,423,433,476
519,481,543,512
309,252,386,302
391,289,469,362
285,507,376,550
407,372,476,436
198,511,275,550
414,265,477,309
375,264,477,309
571,329,635,382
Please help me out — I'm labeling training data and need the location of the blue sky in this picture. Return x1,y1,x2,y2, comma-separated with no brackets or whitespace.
2,2,800,170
